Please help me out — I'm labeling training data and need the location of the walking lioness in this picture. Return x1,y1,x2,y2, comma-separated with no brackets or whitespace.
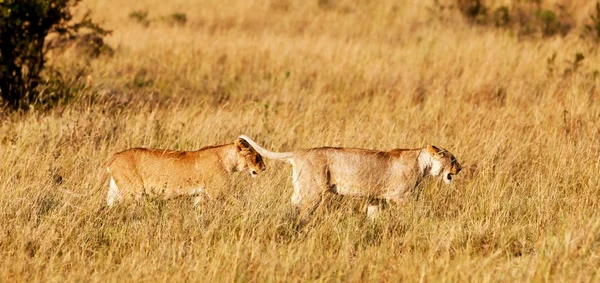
106,138,266,206
238,135,461,221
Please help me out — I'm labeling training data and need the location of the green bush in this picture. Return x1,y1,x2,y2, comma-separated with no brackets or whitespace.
0,0,108,110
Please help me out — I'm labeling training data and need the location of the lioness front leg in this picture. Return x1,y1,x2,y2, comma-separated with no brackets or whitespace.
186,184,209,206
193,193,211,206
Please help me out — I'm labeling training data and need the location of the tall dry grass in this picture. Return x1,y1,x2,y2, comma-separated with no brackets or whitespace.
1,0,599,281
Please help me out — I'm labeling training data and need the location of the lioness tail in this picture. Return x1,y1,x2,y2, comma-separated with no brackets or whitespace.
238,135,294,161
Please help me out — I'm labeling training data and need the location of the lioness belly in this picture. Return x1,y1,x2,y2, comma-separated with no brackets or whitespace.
333,185,363,196
332,183,376,197
143,177,206,199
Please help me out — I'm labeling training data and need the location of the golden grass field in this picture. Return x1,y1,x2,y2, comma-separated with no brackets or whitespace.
1,0,600,281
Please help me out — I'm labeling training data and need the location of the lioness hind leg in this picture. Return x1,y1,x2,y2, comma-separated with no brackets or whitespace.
288,164,331,228
297,193,323,226
192,192,211,206
107,171,144,205
106,177,122,206
193,196,203,206
292,180,328,228
293,199,322,230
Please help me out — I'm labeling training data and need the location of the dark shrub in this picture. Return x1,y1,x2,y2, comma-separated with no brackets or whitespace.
0,0,108,109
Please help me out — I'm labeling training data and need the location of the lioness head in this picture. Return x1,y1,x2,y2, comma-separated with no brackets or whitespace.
427,145,461,184
235,138,266,178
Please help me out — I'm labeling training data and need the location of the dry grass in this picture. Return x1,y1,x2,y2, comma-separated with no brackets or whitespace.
1,0,600,281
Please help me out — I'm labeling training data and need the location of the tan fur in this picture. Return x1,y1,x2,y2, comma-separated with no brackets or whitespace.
239,135,461,222
105,138,266,206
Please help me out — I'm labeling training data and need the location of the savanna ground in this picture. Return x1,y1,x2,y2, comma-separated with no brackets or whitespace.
1,0,600,281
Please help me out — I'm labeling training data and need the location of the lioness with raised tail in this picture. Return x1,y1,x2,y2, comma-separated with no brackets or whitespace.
106,138,266,206
238,135,461,222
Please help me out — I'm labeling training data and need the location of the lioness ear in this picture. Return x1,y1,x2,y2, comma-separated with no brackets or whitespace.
427,145,441,155
235,138,250,152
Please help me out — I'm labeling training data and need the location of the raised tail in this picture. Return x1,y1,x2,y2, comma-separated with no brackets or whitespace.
238,135,294,161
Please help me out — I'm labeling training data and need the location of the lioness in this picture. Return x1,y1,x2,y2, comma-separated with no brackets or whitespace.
238,135,461,221
106,138,266,206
